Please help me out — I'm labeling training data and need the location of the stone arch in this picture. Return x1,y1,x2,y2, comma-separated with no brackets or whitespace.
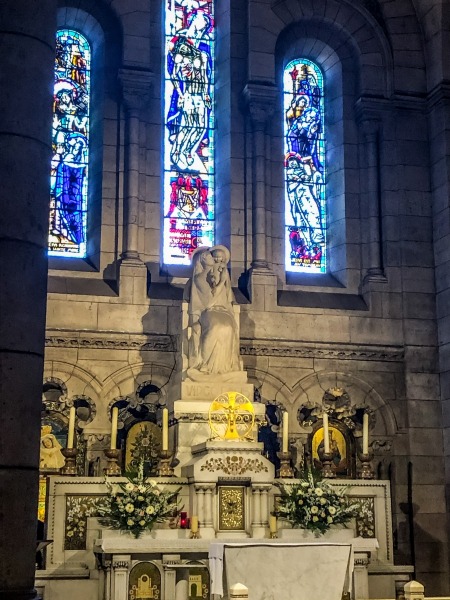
291,370,398,437
43,360,102,400
246,367,294,408
251,0,394,97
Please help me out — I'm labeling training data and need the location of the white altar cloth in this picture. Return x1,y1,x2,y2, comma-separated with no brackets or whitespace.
209,541,353,599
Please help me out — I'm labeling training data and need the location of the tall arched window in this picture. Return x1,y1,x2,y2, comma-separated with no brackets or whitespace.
284,59,326,273
163,1,215,266
49,29,91,257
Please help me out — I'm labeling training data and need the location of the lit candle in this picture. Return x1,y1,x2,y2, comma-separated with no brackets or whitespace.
110,406,119,450
191,515,199,534
323,413,330,454
282,412,289,453
363,412,369,455
67,406,76,449
162,407,169,451
269,515,277,534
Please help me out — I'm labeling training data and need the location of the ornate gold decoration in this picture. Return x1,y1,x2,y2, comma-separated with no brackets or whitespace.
201,455,268,475
219,486,245,530
353,496,376,538
209,392,255,440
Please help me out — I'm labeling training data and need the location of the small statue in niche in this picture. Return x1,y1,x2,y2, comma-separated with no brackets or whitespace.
185,246,242,379
40,425,65,470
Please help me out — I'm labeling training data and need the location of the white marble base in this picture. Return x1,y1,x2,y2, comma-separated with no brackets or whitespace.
278,527,355,543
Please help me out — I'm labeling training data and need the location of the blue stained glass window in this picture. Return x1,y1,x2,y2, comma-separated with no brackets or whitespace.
284,59,326,273
49,29,91,257
163,1,215,265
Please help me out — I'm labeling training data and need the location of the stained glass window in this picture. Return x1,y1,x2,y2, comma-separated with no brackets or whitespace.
163,1,215,265
284,59,326,273
49,29,91,257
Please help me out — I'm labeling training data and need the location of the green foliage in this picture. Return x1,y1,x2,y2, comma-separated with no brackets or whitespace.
274,469,359,534
98,462,179,538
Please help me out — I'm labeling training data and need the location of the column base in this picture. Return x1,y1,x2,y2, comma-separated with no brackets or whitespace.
247,267,277,310
119,258,148,303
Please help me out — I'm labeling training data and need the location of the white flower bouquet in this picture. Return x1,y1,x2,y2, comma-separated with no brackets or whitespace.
274,470,359,534
98,462,180,538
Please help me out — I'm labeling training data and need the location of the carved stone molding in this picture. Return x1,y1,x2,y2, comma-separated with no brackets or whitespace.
200,456,268,475
45,332,174,352
240,340,403,362
119,68,154,111
242,82,278,127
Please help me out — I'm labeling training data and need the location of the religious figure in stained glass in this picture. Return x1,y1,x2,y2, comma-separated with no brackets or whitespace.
164,0,215,265
284,59,326,272
49,30,90,257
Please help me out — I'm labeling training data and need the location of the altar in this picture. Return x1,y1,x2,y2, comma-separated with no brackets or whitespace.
36,245,414,600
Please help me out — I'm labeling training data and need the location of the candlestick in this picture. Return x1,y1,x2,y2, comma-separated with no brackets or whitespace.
269,515,277,536
190,515,200,539
282,412,289,453
110,406,118,450
162,407,169,451
363,412,369,455
323,412,330,454
67,406,76,449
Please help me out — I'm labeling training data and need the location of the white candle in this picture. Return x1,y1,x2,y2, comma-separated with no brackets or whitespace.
162,407,169,451
282,412,289,453
67,406,76,449
323,413,330,454
191,515,199,534
363,412,369,455
110,406,119,450
269,515,277,534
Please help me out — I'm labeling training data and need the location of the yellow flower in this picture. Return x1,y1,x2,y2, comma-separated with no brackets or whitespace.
127,518,134,526
320,498,327,505
327,516,333,523
328,506,336,515
138,495,144,501
139,520,146,526
310,506,319,514
125,503,134,513
315,488,323,496
125,483,134,492
312,516,319,522
146,505,155,515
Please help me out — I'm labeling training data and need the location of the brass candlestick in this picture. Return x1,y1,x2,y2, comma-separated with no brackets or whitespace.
103,448,122,476
276,451,294,478
358,452,375,479
321,452,336,478
158,449,174,477
190,529,200,539
269,530,278,539
60,447,77,476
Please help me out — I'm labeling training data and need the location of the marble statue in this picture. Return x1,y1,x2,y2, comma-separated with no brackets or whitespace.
184,245,241,379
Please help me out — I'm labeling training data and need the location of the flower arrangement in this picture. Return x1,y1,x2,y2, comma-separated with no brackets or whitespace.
98,462,180,538
274,469,359,534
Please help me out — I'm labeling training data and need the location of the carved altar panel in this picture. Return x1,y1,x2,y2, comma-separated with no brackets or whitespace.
129,562,161,600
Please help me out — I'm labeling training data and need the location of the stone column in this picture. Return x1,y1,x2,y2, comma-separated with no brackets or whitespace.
118,68,153,303
203,484,215,529
194,485,205,528
259,486,270,528
251,487,261,527
119,68,153,262
243,83,277,271
175,573,189,600
111,557,130,600
0,2,56,599
163,567,176,600
360,118,385,281
353,552,371,600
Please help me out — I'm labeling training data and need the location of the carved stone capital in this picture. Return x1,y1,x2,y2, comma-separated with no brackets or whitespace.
119,68,154,112
243,82,278,127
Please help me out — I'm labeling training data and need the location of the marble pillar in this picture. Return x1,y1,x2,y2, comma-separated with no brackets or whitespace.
118,68,153,302
0,2,56,599
243,83,277,271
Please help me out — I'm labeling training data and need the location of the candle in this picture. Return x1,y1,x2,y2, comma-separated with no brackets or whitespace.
363,412,369,455
67,406,76,449
282,412,289,453
110,406,119,450
191,515,199,534
180,511,188,529
162,407,169,451
269,515,277,534
323,413,330,454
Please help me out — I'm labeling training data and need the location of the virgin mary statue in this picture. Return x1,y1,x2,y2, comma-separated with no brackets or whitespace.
185,246,242,379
